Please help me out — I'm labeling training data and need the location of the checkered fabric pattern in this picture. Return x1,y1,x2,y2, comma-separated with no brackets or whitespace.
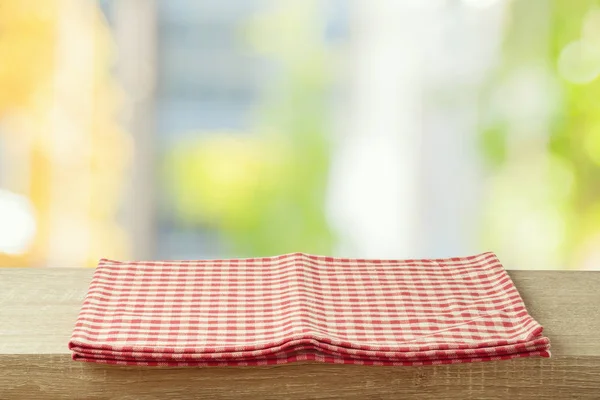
69,252,550,366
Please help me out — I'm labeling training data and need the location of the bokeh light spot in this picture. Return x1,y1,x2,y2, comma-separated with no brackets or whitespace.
0,189,36,255
557,40,600,84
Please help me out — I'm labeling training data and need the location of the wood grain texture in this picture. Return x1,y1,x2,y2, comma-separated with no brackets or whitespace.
1,269,599,399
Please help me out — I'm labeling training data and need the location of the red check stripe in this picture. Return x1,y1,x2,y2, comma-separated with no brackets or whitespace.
69,252,550,366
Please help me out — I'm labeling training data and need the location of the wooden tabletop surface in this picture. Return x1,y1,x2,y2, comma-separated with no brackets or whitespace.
1,268,599,399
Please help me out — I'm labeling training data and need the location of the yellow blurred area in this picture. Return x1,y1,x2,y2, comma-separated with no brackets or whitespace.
0,2,57,115
0,0,130,267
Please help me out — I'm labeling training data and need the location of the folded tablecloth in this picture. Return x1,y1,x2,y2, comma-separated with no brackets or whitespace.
69,252,550,366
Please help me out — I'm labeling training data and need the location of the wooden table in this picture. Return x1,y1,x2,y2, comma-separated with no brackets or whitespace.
1,269,599,399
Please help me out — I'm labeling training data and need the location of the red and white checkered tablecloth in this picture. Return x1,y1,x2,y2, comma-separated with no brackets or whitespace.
69,252,550,366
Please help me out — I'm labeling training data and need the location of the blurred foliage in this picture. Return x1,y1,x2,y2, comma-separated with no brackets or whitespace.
481,0,600,269
163,0,336,257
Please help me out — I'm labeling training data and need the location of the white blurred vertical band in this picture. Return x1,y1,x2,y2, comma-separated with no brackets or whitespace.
327,0,506,259
113,0,157,260
419,1,507,259
47,0,96,266
327,0,428,258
